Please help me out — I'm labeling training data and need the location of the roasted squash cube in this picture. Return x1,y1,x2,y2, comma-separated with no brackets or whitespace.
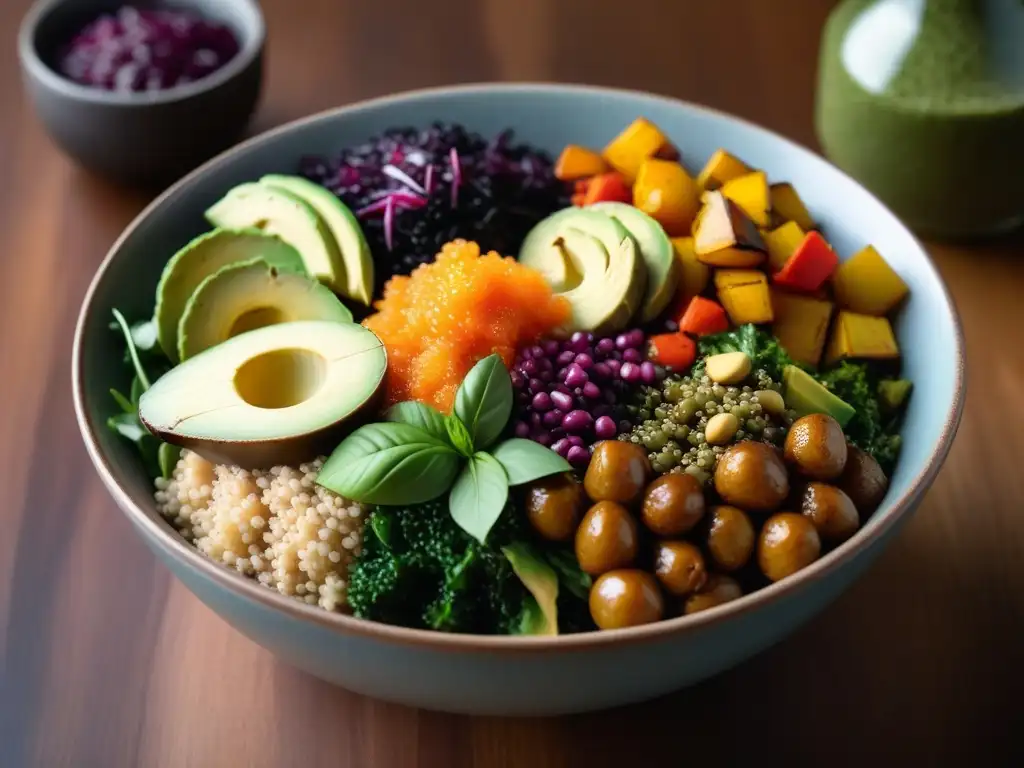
634,159,702,235
718,271,772,325
555,145,609,181
769,182,815,230
771,289,834,368
832,245,909,316
825,310,900,364
693,191,767,268
763,221,805,272
602,118,672,183
696,149,751,190
720,171,771,228
670,237,711,301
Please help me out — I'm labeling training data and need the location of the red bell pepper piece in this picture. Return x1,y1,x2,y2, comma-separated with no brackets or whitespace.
582,172,632,205
676,296,730,336
773,231,839,293
648,332,697,370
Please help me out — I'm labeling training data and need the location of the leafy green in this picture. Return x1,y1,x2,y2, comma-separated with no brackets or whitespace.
317,422,461,505
445,414,475,458
449,453,509,544
158,443,181,480
111,309,152,390
490,438,573,485
695,323,799,381
384,401,449,443
501,542,559,635
817,361,905,474
454,354,513,450
545,548,592,600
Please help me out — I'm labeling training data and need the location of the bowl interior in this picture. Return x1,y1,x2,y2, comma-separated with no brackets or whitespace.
25,0,262,97
75,84,963,636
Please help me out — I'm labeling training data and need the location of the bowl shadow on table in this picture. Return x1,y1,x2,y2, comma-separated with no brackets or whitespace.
263,525,1019,766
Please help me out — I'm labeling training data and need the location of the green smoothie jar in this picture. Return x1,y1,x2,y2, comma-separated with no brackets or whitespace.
816,0,1024,239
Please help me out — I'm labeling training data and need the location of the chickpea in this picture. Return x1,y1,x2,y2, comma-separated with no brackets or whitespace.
757,512,821,582
641,473,705,536
837,444,888,517
706,505,756,571
589,570,665,630
525,472,585,542
575,501,638,576
654,541,707,596
713,441,789,512
800,482,859,543
784,414,848,480
584,441,651,505
683,574,743,615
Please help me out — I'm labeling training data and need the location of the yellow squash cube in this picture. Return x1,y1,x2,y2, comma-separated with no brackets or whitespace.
763,221,806,272
696,149,751,190
832,245,909,316
720,171,771,228
826,311,900,364
634,159,702,236
670,237,711,300
692,191,767,268
717,271,772,325
772,289,834,368
769,183,815,230
602,118,671,183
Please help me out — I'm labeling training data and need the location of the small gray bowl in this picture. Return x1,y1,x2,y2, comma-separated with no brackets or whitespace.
18,0,265,187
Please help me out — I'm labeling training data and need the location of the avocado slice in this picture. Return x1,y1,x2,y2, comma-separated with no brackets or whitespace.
139,320,387,469
878,379,912,412
259,174,374,306
177,259,353,361
519,208,647,335
153,228,307,363
588,202,680,322
783,365,856,427
205,183,347,295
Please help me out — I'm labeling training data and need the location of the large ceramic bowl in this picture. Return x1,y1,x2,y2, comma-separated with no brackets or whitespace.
72,84,965,716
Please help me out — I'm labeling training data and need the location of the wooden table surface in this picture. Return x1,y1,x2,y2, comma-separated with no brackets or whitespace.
2,0,1022,765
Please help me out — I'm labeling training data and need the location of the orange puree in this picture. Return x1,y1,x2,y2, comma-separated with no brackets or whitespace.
363,239,569,412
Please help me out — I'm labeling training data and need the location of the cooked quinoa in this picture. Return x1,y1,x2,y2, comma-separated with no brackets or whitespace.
154,450,366,612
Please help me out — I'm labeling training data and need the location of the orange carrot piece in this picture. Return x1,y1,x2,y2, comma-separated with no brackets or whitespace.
773,231,839,293
582,172,632,205
677,296,730,336
648,332,697,369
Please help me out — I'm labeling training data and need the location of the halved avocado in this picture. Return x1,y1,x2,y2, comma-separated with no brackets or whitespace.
139,320,387,469
205,183,347,294
177,259,353,361
153,228,307,363
519,209,647,335
588,201,680,322
259,174,374,306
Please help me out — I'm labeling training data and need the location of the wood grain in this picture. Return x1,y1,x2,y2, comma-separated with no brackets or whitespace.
2,0,1022,765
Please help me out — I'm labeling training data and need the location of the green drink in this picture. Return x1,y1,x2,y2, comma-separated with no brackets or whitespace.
816,0,1024,238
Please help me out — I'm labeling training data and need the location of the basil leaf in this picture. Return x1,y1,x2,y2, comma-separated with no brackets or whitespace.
317,422,461,505
546,548,592,601
490,438,573,485
369,511,393,548
454,354,513,450
385,401,449,443
130,319,159,352
502,541,559,636
111,308,151,391
107,412,149,443
448,452,508,544
109,388,134,414
158,442,181,480
445,414,475,458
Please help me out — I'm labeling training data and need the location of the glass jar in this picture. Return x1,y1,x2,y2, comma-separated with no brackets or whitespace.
815,0,1024,239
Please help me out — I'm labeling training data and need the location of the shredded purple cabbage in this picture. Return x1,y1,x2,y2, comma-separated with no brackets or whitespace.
298,123,571,296
58,6,240,93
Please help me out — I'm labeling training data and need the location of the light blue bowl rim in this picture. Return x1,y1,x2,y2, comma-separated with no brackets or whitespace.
17,0,265,107
71,82,966,653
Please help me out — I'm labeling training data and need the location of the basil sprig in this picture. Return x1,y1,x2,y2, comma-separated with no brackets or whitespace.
318,354,573,543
